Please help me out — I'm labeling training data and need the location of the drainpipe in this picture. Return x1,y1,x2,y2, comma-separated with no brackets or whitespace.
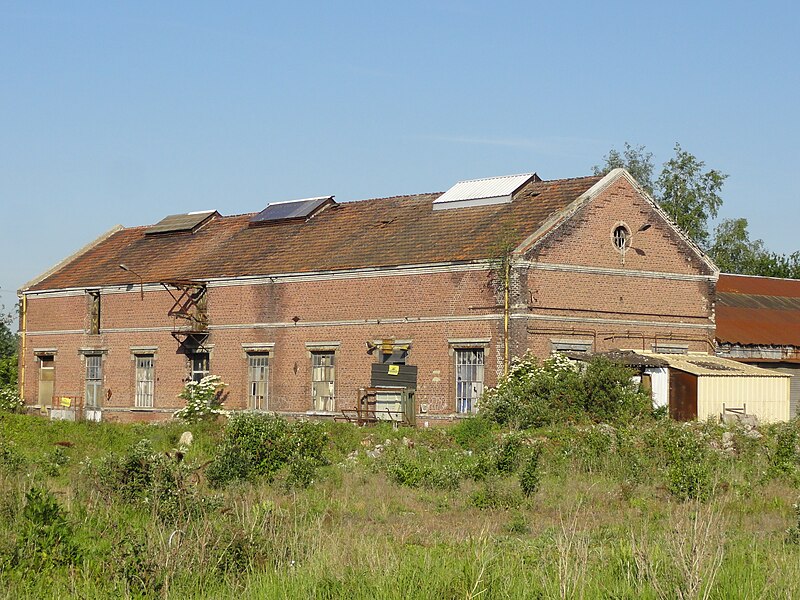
18,294,27,402
503,258,510,376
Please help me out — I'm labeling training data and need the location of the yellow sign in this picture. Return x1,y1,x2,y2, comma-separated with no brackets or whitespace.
60,397,72,408
387,365,400,376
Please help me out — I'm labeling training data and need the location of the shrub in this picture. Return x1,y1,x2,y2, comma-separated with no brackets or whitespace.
12,487,80,569
83,439,212,521
451,416,495,452
663,426,713,502
469,481,522,510
0,386,22,413
768,423,799,479
206,414,328,488
382,446,466,491
519,446,542,497
174,375,228,422
494,431,525,474
0,440,25,473
580,358,651,422
480,353,650,429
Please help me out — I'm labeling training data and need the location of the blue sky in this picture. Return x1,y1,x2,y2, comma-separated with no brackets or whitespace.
1,1,798,302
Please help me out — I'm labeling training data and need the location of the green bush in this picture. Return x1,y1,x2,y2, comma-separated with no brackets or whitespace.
382,446,466,491
207,414,328,488
519,446,542,497
662,426,713,501
494,431,525,474
451,416,495,452
480,353,651,429
469,481,522,510
11,487,80,570
768,423,799,479
0,440,25,473
83,439,212,521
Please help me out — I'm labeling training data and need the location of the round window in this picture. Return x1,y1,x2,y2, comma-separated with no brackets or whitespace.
613,225,630,251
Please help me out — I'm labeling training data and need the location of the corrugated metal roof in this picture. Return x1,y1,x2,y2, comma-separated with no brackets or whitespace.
145,211,218,235
638,351,790,377
433,173,536,208
716,274,800,347
718,273,800,297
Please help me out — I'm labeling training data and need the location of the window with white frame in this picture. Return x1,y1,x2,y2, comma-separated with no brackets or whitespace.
248,353,269,410
84,354,103,408
189,352,209,383
455,348,484,414
311,351,335,411
135,355,155,408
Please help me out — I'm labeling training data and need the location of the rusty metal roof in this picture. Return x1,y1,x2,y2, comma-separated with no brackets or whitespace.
718,273,800,297
716,274,800,347
26,175,603,291
638,351,790,377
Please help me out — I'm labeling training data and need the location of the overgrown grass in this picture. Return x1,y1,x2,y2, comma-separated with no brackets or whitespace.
2,412,800,598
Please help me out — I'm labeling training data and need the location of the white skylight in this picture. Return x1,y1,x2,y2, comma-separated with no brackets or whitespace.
433,173,535,210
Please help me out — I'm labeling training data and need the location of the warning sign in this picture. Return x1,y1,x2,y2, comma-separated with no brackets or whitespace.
387,365,400,376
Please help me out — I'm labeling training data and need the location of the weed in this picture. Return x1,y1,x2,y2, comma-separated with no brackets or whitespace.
452,416,495,452
12,486,80,569
519,445,542,497
469,481,522,510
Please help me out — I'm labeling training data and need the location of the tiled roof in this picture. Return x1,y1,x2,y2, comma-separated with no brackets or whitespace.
27,176,602,291
716,274,800,347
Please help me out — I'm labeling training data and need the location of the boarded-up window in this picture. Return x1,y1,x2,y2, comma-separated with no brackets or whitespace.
248,353,269,410
311,351,335,411
84,354,102,408
38,355,55,406
135,355,155,408
456,349,484,414
551,339,592,353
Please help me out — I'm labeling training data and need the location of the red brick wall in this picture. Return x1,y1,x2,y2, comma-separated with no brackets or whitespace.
21,268,503,421
521,177,714,356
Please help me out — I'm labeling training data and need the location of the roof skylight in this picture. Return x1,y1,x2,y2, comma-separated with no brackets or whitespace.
433,173,537,210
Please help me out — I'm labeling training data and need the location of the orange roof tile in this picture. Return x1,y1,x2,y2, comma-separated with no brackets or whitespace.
27,176,602,291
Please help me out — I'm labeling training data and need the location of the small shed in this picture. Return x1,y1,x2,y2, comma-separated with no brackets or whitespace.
639,352,791,422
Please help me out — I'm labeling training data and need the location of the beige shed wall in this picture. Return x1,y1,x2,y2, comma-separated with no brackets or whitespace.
697,376,791,422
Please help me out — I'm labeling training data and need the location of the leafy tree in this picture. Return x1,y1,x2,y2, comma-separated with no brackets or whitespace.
595,142,727,248
707,218,800,278
593,142,655,195
0,307,18,389
656,143,727,248
707,218,767,274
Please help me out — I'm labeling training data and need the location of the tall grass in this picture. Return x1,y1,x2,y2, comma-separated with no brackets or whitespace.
2,412,800,598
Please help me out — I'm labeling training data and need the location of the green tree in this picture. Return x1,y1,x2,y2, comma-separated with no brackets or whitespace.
593,142,655,195
0,307,18,389
656,143,727,248
707,219,800,278
707,218,767,274
595,142,727,248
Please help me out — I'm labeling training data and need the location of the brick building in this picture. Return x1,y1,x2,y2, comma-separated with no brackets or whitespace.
18,168,718,423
